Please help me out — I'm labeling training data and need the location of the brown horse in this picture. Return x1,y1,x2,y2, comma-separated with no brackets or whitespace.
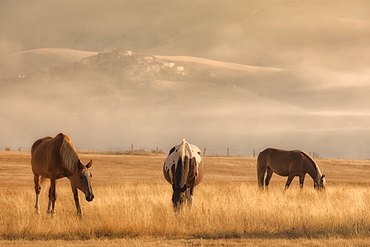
163,139,205,210
31,133,94,215
257,148,326,190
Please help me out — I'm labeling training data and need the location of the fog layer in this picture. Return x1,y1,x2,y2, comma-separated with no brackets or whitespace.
1,0,370,158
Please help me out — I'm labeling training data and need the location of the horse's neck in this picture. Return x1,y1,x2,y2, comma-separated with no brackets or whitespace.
60,139,79,173
306,161,320,183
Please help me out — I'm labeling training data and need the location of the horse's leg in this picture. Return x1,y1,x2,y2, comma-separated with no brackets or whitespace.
186,179,195,208
183,189,192,209
47,178,57,214
299,174,306,189
33,174,41,213
264,167,273,189
284,175,295,190
187,188,194,208
71,184,82,216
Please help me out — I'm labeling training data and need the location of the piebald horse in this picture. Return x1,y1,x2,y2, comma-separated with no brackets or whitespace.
163,139,205,210
31,133,94,216
257,148,326,190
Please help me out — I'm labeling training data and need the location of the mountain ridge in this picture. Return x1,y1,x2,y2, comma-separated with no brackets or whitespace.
1,47,287,78
0,48,98,77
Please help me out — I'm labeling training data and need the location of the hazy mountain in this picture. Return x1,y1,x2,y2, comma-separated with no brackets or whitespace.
0,48,97,78
1,0,370,158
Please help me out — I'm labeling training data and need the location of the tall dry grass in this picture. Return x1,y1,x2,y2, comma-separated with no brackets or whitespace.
1,181,370,240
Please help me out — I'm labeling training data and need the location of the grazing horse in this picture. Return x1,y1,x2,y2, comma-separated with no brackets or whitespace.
257,148,326,190
163,139,205,210
31,133,94,215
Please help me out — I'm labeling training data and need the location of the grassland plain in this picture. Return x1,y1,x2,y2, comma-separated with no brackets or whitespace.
1,151,370,246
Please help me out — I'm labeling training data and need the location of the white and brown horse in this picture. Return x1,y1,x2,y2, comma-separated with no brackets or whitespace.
257,148,326,190
163,139,205,210
31,133,94,215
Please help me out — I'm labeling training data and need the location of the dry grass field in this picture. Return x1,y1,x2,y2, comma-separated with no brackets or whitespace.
1,151,370,246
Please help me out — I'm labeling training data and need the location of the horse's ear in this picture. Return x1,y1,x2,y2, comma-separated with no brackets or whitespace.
86,159,93,169
321,175,325,179
77,160,84,170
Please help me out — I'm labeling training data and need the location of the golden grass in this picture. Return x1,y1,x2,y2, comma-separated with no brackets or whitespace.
2,183,370,240
1,151,370,246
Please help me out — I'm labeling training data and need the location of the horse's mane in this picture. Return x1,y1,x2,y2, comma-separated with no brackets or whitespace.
60,135,80,173
300,151,322,181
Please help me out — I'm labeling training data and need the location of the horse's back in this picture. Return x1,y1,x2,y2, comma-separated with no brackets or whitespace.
188,143,204,186
163,142,204,187
258,148,304,176
259,148,303,161
31,136,53,158
163,144,180,184
257,148,278,169
31,133,65,176
32,133,67,155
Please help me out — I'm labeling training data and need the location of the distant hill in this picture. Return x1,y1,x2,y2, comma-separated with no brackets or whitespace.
0,47,304,152
0,48,97,77
1,47,370,158
0,47,295,109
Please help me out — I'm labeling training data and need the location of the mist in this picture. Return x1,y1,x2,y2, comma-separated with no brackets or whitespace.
1,0,370,158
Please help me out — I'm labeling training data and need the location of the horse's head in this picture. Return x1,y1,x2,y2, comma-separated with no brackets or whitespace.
314,174,326,190
71,159,94,201
172,183,187,211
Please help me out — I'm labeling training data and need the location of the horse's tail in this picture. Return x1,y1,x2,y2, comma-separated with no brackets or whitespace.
176,139,190,189
179,139,191,160
257,149,269,188
58,133,79,172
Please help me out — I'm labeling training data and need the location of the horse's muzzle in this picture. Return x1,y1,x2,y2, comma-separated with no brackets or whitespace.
86,194,94,202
